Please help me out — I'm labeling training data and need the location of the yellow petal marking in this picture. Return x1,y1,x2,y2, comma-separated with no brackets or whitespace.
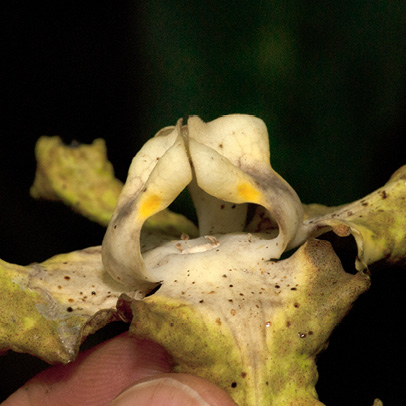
139,194,163,219
237,182,260,202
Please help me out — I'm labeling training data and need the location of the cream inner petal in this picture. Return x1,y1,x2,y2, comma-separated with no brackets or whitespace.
102,120,192,292
102,115,304,290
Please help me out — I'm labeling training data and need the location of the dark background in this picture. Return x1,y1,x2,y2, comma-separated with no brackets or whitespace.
1,2,405,404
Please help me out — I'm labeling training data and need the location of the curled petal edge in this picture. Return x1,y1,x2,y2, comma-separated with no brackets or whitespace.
188,115,303,258
102,120,193,292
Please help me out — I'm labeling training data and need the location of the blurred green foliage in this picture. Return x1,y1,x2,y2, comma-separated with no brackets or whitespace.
134,1,406,206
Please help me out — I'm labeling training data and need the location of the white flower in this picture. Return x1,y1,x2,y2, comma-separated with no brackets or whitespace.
102,114,303,294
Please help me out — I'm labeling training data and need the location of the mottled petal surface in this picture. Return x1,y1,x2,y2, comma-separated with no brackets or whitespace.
297,165,406,270
30,136,123,226
0,247,133,363
127,239,370,405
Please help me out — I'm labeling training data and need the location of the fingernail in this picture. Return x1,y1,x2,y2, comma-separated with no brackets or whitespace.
111,377,212,406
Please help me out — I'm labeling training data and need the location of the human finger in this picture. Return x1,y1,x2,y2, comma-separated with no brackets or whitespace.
111,373,238,406
3,332,172,406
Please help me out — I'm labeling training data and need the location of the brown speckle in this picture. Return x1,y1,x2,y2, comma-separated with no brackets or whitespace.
216,318,222,325
64,276,70,281
241,372,247,378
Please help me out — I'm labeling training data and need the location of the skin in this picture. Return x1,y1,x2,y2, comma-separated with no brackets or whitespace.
3,333,236,406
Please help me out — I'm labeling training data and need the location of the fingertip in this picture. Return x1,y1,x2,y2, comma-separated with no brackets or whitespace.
111,374,238,406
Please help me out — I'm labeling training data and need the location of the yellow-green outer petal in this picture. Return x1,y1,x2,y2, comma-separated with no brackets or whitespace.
302,165,406,269
0,247,131,363
30,136,123,226
127,239,370,405
1,259,81,363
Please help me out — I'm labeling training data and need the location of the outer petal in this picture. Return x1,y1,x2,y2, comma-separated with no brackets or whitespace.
188,115,303,258
295,165,406,270
102,121,193,292
30,136,124,226
125,239,370,406
0,247,133,363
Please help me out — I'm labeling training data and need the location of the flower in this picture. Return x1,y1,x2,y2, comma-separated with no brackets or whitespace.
1,114,405,405
102,114,303,294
